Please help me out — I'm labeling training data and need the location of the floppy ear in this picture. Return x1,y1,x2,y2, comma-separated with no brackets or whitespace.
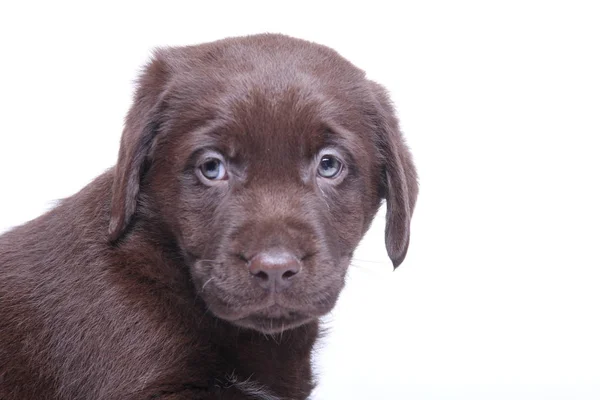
369,82,418,268
108,51,170,242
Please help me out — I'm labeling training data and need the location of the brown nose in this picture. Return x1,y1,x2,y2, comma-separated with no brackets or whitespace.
248,249,301,292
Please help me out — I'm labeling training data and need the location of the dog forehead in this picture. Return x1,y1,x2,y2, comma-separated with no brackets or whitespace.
169,75,372,172
162,36,374,171
231,88,327,152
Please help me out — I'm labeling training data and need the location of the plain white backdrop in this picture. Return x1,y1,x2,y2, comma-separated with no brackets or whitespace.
1,1,599,399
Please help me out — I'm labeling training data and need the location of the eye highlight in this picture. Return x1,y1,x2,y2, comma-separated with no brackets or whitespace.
196,152,228,183
317,154,343,178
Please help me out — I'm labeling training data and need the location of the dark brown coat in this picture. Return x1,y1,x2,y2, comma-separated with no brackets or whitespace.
0,34,417,399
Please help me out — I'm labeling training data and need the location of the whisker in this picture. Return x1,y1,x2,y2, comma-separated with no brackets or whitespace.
202,278,214,291
351,258,387,264
348,262,373,271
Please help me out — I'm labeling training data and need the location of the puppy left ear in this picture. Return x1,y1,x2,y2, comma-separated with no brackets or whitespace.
108,50,171,242
369,82,419,268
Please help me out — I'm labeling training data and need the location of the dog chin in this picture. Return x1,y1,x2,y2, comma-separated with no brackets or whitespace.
234,314,314,334
220,305,315,334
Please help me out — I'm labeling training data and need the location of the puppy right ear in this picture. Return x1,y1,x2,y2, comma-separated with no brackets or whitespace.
368,81,419,268
108,51,170,242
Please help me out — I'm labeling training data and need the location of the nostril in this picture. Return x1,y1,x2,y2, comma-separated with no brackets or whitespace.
254,270,269,281
282,269,298,279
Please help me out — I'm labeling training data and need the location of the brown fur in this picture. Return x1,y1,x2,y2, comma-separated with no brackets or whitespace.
0,34,417,399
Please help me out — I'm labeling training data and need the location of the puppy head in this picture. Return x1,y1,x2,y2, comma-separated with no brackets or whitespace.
109,34,417,334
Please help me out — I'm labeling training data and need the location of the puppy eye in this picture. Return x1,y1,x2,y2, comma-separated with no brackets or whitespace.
199,157,228,181
317,155,343,178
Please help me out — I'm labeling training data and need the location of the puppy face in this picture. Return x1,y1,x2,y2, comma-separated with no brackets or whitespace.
109,34,418,334
157,91,381,333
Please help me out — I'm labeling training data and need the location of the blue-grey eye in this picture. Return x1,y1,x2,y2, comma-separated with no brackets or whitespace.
200,158,227,180
317,155,343,178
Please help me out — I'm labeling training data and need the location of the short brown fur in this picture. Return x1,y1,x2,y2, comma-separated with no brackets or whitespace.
0,34,417,399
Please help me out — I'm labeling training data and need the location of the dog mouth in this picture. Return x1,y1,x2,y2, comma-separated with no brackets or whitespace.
230,305,314,334
195,272,343,334
204,291,317,333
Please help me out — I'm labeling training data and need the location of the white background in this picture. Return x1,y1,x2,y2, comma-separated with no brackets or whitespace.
1,1,599,399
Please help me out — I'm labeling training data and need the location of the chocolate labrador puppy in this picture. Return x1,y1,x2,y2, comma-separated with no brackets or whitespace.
0,34,417,399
